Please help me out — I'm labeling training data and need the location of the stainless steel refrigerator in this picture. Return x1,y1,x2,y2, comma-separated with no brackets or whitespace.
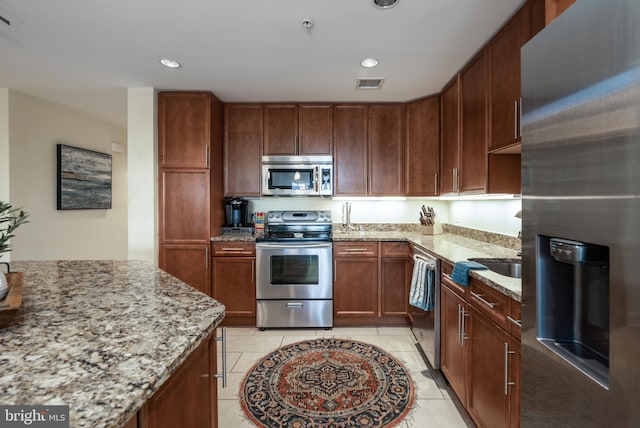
520,0,640,426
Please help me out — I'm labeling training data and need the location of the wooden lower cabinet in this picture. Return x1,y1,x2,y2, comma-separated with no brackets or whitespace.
440,262,521,427
334,241,410,326
140,335,217,428
440,279,468,401
211,242,256,326
333,255,378,324
159,245,210,296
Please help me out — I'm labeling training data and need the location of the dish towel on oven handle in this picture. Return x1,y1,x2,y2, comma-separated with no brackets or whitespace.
410,258,434,311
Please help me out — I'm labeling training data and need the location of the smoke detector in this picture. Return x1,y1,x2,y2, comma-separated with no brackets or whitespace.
356,78,384,89
373,0,399,9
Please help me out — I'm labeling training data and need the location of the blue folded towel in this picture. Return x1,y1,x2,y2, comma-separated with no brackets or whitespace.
451,261,488,286
409,259,435,311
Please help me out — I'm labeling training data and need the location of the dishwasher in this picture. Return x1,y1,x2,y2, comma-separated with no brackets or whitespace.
409,247,440,369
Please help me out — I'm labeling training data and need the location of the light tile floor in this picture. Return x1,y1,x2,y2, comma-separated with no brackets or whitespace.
217,326,475,427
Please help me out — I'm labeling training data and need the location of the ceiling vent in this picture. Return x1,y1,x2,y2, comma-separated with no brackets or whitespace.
356,78,384,89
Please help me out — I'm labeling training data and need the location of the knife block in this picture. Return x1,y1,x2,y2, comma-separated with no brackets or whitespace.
421,224,443,235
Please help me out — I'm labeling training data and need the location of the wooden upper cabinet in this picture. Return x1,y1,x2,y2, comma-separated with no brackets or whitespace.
299,104,333,155
333,104,368,196
263,103,333,156
523,0,547,42
264,104,298,155
159,168,210,243
158,92,212,168
489,10,524,151
460,51,488,194
368,104,404,196
405,95,440,196
544,0,576,25
224,104,263,196
440,77,460,194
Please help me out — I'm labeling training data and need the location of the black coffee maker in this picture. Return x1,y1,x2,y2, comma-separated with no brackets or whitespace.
224,198,249,228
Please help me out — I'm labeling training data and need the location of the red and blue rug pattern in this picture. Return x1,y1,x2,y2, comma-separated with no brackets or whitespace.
240,338,415,427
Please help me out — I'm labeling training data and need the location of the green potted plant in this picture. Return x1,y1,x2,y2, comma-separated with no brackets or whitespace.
0,201,29,300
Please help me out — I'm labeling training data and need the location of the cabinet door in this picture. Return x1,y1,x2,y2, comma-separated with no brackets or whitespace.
159,169,210,243
158,92,211,168
264,104,298,155
440,283,467,403
224,104,263,196
405,95,440,196
467,306,511,428
144,337,212,428
211,257,256,325
159,245,210,296
368,104,404,196
440,77,460,194
460,51,488,194
333,257,378,324
299,104,333,155
333,105,368,196
489,11,523,150
380,257,409,321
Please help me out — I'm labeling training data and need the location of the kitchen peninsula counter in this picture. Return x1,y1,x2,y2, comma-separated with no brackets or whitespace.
0,260,225,427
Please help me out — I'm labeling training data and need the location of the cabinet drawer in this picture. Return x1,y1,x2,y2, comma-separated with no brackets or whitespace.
212,242,255,256
508,299,522,340
380,241,410,258
334,242,378,257
469,278,510,331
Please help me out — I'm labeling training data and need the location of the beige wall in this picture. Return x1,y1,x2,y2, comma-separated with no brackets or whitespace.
8,90,128,260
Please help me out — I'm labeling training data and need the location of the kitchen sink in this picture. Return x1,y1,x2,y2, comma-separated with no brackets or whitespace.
468,258,522,279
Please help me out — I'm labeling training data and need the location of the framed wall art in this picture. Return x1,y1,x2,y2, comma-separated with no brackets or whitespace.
56,144,112,210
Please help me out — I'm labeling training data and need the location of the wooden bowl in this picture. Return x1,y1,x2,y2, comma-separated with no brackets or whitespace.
0,272,23,328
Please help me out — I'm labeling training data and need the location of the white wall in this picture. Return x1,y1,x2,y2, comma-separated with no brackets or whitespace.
8,90,128,260
249,198,449,227
447,198,522,236
126,88,157,263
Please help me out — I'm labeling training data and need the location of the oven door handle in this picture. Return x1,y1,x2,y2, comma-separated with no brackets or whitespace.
256,242,332,249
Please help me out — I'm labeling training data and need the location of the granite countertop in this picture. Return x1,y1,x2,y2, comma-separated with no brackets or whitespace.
333,230,521,301
210,228,521,301
0,260,225,428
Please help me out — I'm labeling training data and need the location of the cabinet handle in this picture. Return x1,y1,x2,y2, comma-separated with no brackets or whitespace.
507,316,522,328
434,173,438,195
514,100,519,140
453,168,459,194
457,304,463,344
334,260,337,282
504,342,516,395
461,310,470,344
519,97,523,138
344,248,369,252
221,247,245,251
214,327,227,388
471,291,497,309
251,260,255,283
205,246,209,270
296,135,300,154
205,144,209,167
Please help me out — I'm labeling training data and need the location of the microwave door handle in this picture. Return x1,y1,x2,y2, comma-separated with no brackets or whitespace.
314,166,319,192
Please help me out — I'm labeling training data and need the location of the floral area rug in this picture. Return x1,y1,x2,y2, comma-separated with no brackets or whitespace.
240,338,415,427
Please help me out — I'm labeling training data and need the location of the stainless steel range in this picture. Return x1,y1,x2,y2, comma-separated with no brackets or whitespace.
255,211,333,329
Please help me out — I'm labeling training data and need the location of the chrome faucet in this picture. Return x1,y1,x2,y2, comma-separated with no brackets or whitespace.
342,202,355,232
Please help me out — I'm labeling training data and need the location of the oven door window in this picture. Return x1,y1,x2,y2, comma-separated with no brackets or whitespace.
270,255,319,285
268,168,314,190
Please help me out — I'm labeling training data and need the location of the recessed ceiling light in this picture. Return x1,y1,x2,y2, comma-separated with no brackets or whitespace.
360,58,379,68
159,58,181,69
373,0,399,9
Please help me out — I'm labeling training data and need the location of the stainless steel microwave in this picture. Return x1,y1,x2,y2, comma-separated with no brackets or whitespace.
261,155,333,196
